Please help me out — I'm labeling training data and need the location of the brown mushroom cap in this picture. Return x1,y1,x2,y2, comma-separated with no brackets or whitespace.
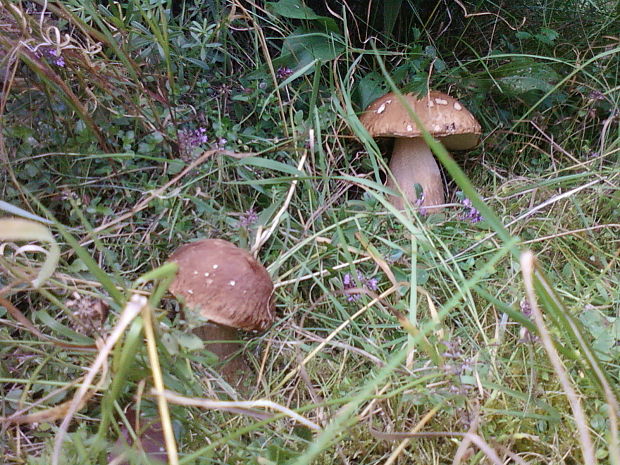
168,239,274,331
359,91,481,150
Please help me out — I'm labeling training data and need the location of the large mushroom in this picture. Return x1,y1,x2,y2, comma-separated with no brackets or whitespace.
359,91,481,210
167,239,275,384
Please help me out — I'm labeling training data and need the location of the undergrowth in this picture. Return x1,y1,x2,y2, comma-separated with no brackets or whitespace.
1,0,619,464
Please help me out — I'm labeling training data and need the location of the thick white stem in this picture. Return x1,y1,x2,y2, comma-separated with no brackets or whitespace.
385,138,445,210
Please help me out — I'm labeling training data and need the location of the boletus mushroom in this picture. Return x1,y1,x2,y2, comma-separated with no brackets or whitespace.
167,239,275,385
359,91,481,210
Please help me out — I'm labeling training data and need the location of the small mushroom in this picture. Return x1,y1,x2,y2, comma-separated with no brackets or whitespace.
360,91,481,210
167,239,275,386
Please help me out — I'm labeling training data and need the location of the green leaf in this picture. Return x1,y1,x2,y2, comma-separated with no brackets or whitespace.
267,0,322,20
68,258,89,273
175,332,205,351
238,156,306,176
515,31,532,40
281,28,344,68
355,72,386,110
537,27,559,44
167,159,185,175
492,58,560,96
498,75,555,94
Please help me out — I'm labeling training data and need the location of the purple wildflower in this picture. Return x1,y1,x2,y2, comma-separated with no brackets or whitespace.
343,270,378,301
588,90,605,101
239,208,259,228
47,48,65,67
179,128,209,148
460,198,483,223
441,338,475,376
178,127,208,159
276,66,293,80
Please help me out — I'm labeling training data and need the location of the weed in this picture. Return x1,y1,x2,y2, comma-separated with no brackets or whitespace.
1,0,619,464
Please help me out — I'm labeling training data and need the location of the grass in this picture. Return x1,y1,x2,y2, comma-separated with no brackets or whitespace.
1,0,619,464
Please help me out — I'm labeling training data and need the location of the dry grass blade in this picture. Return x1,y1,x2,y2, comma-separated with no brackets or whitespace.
520,251,597,465
252,140,309,256
0,217,59,288
156,389,322,431
142,299,179,465
51,294,147,465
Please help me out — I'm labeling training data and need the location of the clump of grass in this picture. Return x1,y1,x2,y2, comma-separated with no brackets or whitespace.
1,1,619,464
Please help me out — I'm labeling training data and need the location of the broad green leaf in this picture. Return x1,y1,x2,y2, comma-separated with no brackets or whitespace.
498,75,555,94
354,71,386,110
267,0,322,20
281,28,344,69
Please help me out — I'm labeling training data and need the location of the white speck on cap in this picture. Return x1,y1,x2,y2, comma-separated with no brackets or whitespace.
193,270,198,275
187,289,193,294
229,280,236,286
204,272,210,277
359,91,482,152
377,100,392,114
212,264,218,269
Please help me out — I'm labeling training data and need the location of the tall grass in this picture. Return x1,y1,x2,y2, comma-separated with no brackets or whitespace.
1,0,619,464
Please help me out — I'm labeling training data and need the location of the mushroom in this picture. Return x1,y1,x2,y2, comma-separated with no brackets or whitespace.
167,239,275,385
359,91,481,210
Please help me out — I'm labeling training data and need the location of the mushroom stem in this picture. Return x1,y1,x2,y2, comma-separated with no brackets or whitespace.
193,323,249,384
385,137,445,210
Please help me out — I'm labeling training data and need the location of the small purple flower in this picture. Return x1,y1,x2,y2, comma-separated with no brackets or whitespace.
178,127,209,158
588,90,605,101
343,271,378,301
441,338,475,376
35,47,65,67
460,198,483,223
276,66,293,80
47,48,65,67
193,127,209,145
366,277,378,291
239,208,259,228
